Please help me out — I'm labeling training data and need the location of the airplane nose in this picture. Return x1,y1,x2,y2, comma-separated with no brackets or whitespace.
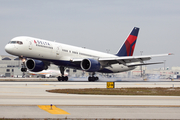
5,44,9,52
5,44,14,54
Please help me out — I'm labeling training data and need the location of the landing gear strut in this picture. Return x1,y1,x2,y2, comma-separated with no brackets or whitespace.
21,60,27,72
19,57,27,78
88,72,99,82
19,56,27,72
57,66,68,81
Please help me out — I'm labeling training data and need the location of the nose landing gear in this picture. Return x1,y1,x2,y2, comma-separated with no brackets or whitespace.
19,56,27,77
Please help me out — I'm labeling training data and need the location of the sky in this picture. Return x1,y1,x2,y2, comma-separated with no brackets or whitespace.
0,0,180,69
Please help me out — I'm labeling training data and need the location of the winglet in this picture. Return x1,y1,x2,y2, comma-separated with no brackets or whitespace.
116,27,139,57
168,53,174,55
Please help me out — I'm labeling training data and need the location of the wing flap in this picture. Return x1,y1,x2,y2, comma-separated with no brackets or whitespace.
127,61,164,67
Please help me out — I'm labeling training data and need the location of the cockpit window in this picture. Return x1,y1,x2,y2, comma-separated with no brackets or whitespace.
9,41,23,45
9,41,16,44
17,41,23,44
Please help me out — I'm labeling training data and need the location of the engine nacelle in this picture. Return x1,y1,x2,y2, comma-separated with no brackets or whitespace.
81,58,101,72
26,59,47,72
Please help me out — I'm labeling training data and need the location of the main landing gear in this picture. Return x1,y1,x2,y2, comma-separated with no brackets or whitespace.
57,66,68,81
88,72,99,82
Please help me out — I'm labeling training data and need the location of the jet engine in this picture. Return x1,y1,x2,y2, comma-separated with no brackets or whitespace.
81,58,101,72
26,59,48,72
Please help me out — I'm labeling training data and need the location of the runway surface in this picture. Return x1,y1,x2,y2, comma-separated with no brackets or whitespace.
0,81,180,119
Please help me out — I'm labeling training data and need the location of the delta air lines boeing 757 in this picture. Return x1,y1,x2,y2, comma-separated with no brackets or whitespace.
5,27,172,81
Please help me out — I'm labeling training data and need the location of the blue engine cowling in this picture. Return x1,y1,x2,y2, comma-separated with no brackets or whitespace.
26,59,46,72
80,58,101,72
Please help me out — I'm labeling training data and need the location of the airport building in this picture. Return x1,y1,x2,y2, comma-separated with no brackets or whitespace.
114,66,180,79
0,55,22,77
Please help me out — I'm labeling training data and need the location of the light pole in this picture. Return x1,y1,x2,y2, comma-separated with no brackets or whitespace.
106,49,110,53
140,51,143,77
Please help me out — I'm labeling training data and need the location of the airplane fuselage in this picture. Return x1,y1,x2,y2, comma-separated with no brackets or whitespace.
5,36,135,73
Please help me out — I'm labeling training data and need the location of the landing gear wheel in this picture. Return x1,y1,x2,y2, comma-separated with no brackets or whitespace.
65,76,68,81
21,68,27,72
57,76,68,81
58,76,61,81
88,76,99,82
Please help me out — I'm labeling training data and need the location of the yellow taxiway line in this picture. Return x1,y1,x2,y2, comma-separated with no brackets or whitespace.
38,105,70,115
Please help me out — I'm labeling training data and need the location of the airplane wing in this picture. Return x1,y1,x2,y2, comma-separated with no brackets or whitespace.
71,53,173,67
99,53,172,64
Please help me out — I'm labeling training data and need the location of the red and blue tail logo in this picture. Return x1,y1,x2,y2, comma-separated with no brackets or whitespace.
116,27,139,56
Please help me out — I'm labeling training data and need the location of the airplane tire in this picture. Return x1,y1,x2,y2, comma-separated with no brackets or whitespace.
57,76,68,81
88,76,98,82
21,68,27,72
58,76,62,81
88,77,92,81
65,76,68,81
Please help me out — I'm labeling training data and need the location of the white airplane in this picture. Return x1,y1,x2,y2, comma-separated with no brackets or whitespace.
5,27,172,81
28,69,68,78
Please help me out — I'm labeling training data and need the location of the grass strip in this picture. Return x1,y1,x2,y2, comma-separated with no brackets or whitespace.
46,87,180,96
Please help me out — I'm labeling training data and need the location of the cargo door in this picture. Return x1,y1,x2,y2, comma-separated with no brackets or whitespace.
55,45,62,58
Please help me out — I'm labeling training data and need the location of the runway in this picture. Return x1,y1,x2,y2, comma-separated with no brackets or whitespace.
0,81,180,119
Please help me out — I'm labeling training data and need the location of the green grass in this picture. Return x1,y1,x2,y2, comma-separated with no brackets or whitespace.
46,87,180,96
1,118,172,120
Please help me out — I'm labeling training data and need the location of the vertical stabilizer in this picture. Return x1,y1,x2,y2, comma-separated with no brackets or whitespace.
116,27,139,56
